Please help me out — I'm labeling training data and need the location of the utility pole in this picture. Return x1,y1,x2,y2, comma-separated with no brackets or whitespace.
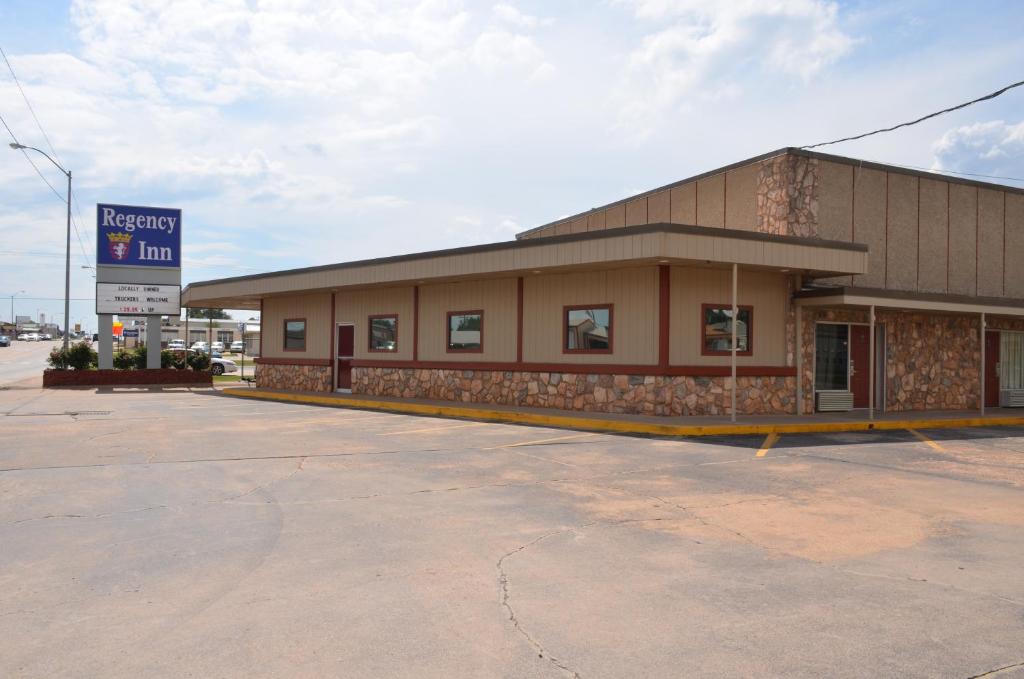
9,143,73,354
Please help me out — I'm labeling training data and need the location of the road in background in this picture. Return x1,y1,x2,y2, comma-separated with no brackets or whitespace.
0,341,58,387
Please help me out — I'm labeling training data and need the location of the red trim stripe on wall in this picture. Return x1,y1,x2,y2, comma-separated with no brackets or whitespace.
516,276,524,363
350,359,795,378
412,285,419,362
330,292,336,388
658,265,670,370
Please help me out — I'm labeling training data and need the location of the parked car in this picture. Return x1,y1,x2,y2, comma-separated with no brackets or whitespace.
16,333,29,341
167,339,186,350
211,341,225,353
230,340,245,353
210,356,238,375
41,333,52,340
185,348,237,375
0,335,9,347
190,341,209,352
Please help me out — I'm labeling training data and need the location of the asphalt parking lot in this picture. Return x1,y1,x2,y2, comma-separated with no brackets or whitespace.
2,385,1024,678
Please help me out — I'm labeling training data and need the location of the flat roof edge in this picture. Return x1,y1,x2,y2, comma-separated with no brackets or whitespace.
795,285,1024,310
182,222,868,297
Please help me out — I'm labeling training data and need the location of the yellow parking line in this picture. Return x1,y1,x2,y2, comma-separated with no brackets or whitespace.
908,428,945,452
756,432,779,457
378,422,487,436
484,432,598,450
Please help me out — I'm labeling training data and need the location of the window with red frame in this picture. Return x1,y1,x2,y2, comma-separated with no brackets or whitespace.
701,304,752,355
564,305,612,353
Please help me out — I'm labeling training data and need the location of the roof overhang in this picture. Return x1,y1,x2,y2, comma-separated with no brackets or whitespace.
183,223,868,309
796,286,1024,318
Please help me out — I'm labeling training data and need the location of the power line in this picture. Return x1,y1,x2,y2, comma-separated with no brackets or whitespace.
801,78,1024,149
0,43,63,166
0,45,93,268
0,109,67,203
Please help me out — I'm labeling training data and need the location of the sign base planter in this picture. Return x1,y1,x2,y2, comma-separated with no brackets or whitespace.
43,369,212,388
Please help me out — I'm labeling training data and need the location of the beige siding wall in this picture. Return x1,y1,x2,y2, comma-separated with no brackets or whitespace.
521,164,759,239
670,267,789,366
886,173,918,291
817,161,854,242
978,188,1005,297
725,164,758,230
261,292,332,360
817,163,1020,298
334,286,415,360
1007,194,1024,298
948,184,977,295
671,182,697,223
815,160,854,286
520,153,1022,303
851,167,887,288
419,278,517,361
697,174,725,228
522,267,658,365
648,189,671,223
918,178,949,293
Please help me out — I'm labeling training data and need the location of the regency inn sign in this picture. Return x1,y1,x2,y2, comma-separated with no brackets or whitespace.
95,203,182,369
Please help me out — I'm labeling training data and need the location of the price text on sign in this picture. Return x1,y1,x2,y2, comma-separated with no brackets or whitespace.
96,283,181,315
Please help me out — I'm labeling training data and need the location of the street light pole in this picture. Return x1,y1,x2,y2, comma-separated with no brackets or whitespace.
8,290,26,330
9,143,73,354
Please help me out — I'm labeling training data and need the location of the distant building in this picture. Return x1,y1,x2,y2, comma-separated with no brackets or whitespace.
160,317,261,353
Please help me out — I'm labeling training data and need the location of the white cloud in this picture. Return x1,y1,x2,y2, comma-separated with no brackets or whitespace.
612,0,854,138
470,30,553,78
492,3,552,29
932,120,1024,176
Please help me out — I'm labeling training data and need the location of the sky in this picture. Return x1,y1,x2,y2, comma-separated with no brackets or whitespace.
1,0,1022,332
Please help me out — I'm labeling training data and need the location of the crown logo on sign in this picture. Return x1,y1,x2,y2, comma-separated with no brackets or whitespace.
107,232,132,243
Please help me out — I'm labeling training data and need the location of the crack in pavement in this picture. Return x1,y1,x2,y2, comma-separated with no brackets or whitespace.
11,504,169,525
217,458,307,504
966,660,1024,678
497,516,695,679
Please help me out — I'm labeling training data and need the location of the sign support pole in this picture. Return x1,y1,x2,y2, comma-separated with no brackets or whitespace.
98,314,113,369
146,315,161,368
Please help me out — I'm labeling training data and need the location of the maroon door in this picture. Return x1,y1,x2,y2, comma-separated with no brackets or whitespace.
985,330,1001,408
850,324,870,408
337,324,355,390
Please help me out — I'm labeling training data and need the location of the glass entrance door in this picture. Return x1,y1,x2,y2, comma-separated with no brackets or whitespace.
815,323,849,392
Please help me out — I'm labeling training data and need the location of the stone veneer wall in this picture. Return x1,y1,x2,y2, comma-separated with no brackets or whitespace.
756,155,819,237
353,367,796,416
799,309,1024,413
256,363,332,392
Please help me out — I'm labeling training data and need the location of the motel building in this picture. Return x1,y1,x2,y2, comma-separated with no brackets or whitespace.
182,148,1024,418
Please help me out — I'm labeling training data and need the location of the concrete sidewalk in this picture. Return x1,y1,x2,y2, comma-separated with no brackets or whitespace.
221,386,1024,436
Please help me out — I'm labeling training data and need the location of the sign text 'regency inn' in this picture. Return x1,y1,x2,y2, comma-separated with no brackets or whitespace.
96,203,182,268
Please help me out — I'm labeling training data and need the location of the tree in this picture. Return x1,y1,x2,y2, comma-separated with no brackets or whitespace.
188,308,231,319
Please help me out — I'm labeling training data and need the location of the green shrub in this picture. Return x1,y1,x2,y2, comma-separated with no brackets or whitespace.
131,346,147,370
161,349,186,369
113,350,135,370
47,347,68,369
46,342,97,370
66,342,98,370
187,351,210,371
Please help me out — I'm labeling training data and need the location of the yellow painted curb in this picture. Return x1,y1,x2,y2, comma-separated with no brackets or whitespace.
221,388,1024,437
